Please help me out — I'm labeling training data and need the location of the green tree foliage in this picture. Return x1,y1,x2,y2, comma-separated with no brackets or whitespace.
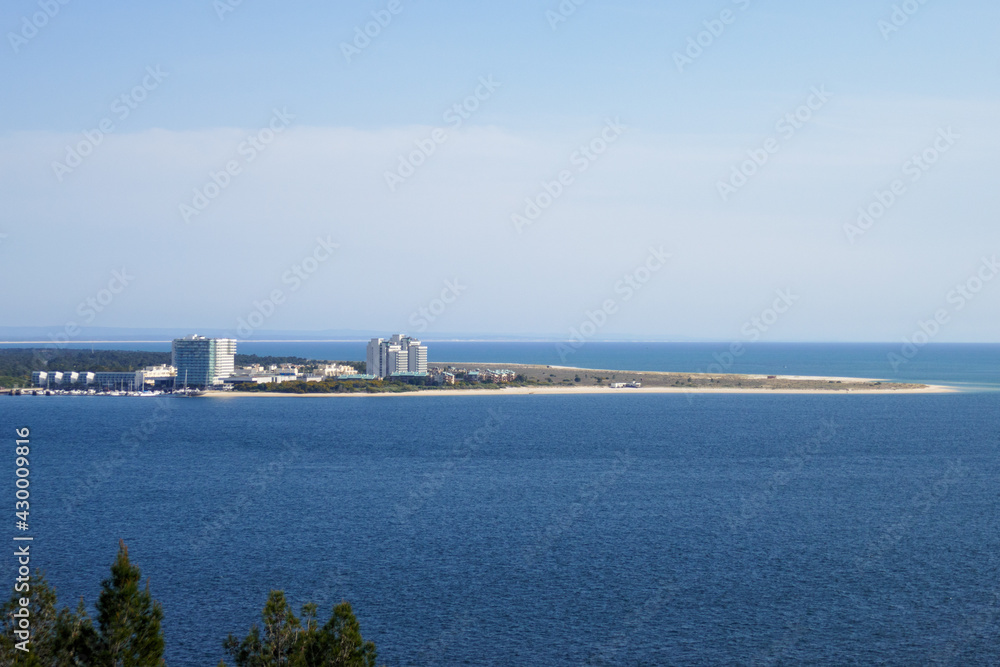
224,591,301,665
0,375,27,388
223,591,378,667
0,572,97,665
95,540,165,666
0,349,173,384
1,545,377,665
306,601,378,667
0,348,363,386
233,355,312,367
235,379,421,394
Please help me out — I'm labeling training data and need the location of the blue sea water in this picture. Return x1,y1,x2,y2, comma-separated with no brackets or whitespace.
1,345,999,664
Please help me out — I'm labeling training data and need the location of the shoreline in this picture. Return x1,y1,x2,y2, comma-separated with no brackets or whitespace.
202,363,955,398
203,383,957,398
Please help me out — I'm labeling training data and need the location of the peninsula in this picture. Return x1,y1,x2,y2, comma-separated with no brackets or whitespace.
2,344,948,396
208,362,943,396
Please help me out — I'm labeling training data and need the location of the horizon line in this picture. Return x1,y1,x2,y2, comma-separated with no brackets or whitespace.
1,340,999,346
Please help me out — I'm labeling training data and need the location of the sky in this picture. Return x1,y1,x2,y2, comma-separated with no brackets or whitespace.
1,0,998,342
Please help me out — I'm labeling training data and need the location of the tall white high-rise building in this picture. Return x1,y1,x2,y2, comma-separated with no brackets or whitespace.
171,335,237,387
406,339,427,374
366,335,428,379
366,338,384,378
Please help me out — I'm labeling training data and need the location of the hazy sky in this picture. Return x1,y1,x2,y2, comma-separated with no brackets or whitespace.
2,0,998,342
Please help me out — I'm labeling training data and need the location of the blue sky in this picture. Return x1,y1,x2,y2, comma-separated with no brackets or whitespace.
2,0,998,342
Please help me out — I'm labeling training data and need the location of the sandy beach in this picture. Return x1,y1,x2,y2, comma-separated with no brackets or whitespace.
196,362,953,398
202,381,956,398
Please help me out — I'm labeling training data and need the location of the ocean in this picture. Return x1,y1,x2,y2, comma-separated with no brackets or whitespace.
1,344,998,664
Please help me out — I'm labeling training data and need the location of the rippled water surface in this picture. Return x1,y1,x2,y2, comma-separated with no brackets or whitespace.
3,389,999,665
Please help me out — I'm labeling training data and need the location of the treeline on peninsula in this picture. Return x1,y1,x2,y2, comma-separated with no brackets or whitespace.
237,378,453,394
236,374,530,394
0,349,343,386
0,349,171,386
0,542,380,666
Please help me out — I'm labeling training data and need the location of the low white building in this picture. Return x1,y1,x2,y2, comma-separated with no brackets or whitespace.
224,373,298,386
317,363,358,377
93,371,144,391
140,365,176,387
30,370,98,387
31,371,66,386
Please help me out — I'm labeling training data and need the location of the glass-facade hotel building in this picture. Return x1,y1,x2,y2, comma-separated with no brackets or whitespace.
171,335,236,387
